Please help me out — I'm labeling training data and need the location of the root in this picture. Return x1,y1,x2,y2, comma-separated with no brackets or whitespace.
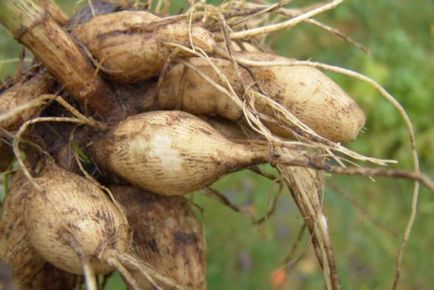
0,94,107,129
248,165,279,181
105,254,143,290
158,42,430,289
279,162,338,290
276,156,433,192
87,0,96,18
60,230,98,290
0,57,33,64
204,183,283,225
11,93,107,190
164,35,428,289
49,95,107,129
281,223,308,268
227,0,294,27
328,183,399,238
254,181,284,225
2,2,426,290
203,187,243,214
226,0,344,40
13,116,89,191
236,1,368,53
117,252,183,290
82,259,98,290
74,152,127,216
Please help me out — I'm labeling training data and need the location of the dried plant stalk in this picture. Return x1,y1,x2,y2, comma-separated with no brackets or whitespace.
279,163,339,290
0,0,114,116
226,0,343,40
234,1,368,53
34,0,68,24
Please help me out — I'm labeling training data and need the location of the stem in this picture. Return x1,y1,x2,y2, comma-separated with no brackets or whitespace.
279,164,340,290
228,0,344,40
0,0,115,117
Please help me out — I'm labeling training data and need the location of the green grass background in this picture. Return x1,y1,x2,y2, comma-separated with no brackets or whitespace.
1,0,433,289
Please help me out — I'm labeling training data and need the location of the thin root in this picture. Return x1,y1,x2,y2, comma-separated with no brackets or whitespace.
225,0,344,40
105,254,143,290
117,253,183,290
82,260,98,290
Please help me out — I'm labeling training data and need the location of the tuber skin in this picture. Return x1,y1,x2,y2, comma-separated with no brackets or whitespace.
24,164,130,275
92,110,269,196
0,171,77,290
158,57,248,121
111,186,206,290
0,0,115,117
0,72,56,172
71,11,215,83
67,0,133,26
34,0,68,25
200,116,248,140
158,53,366,142
0,73,55,130
1,171,45,289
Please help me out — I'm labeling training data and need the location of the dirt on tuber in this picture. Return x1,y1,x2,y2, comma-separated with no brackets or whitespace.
111,186,206,290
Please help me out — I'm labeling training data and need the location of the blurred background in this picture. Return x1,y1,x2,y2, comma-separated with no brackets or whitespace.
1,0,433,289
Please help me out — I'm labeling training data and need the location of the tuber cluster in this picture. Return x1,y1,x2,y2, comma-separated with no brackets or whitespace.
1,1,422,290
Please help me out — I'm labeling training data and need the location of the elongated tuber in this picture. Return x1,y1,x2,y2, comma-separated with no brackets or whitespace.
158,53,366,142
92,110,269,196
72,11,215,83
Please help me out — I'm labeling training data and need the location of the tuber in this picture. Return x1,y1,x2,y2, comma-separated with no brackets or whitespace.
24,165,130,274
72,11,215,83
92,110,269,196
158,53,366,142
0,171,77,290
23,164,171,289
111,186,206,290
